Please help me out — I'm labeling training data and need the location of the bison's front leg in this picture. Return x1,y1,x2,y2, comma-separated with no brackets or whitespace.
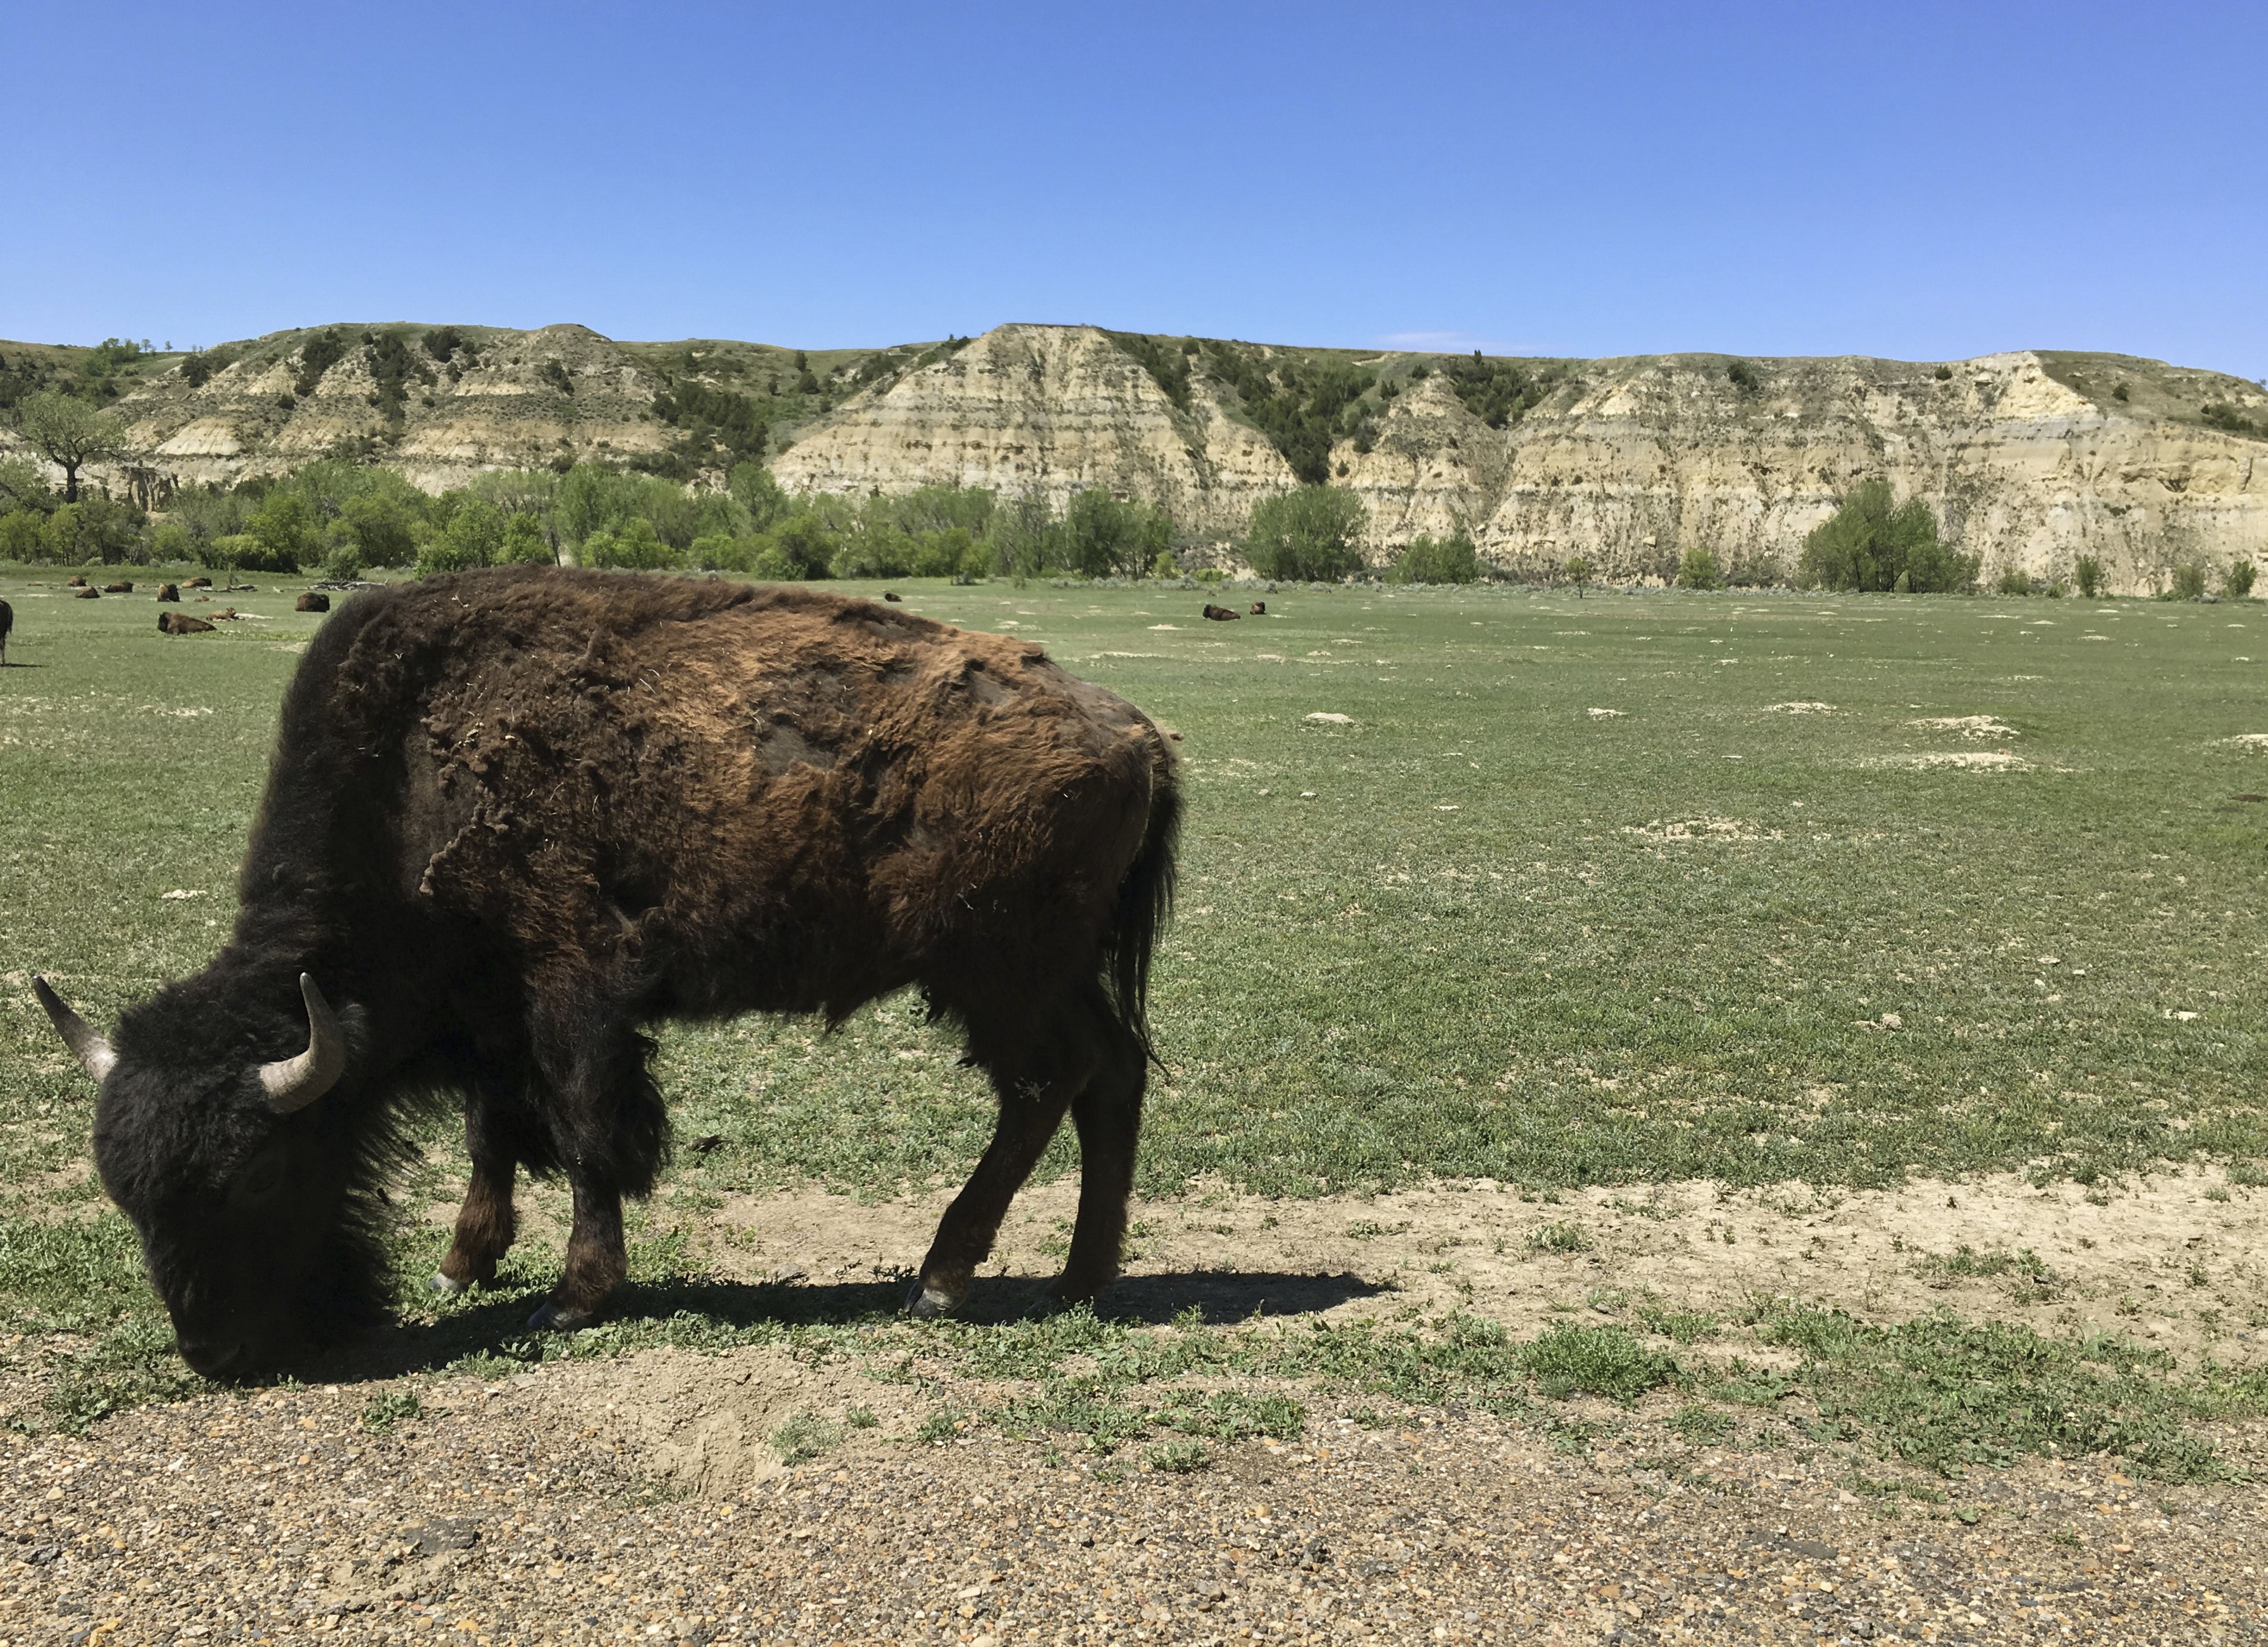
530,1176,627,1331
434,1108,519,1294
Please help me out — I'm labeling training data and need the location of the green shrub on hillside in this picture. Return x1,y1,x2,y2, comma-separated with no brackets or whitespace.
1204,346,1377,482
1388,531,1480,585
1798,480,1974,593
2169,563,2207,601
2075,555,2104,598
1677,544,1724,590
2226,560,2256,598
292,329,350,398
1996,568,2032,596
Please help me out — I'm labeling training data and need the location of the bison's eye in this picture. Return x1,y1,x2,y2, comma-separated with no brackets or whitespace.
232,1151,286,1207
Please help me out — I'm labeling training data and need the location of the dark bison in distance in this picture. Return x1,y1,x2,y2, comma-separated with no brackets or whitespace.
37,569,1180,1375
0,598,11,665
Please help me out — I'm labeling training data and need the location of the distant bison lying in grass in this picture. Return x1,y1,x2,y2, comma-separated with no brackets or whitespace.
159,612,216,635
1201,603,1241,621
104,580,134,594
295,592,330,613
157,584,180,603
73,587,99,600
38,569,1180,1377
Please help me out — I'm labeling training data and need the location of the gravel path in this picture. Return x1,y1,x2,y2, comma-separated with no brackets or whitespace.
3,1353,2261,1646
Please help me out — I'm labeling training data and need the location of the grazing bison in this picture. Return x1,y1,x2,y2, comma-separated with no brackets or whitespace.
37,569,1179,1376
1201,603,1240,621
0,598,11,666
159,613,217,635
157,584,181,603
295,592,330,613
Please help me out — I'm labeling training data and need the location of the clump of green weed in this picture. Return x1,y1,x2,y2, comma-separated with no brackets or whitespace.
361,1389,423,1433
1526,1221,1590,1255
1519,1323,1681,1403
1667,1403,1733,1444
846,1405,879,1429
914,1408,966,1444
1639,1305,1721,1342
1145,1439,1211,1473
770,1411,843,1465
1156,1389,1304,1442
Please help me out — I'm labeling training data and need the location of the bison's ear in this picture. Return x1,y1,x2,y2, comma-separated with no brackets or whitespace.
258,974,347,1114
32,977,117,1083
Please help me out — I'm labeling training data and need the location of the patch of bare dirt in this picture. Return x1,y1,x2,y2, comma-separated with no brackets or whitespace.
656,1170,2265,1375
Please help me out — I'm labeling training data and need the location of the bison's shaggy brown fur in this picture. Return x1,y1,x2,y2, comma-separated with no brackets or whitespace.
295,592,329,612
159,613,216,635
71,569,1180,1373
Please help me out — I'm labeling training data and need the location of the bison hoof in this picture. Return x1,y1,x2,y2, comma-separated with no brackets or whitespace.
429,1272,466,1296
905,1279,967,1318
528,1301,593,1332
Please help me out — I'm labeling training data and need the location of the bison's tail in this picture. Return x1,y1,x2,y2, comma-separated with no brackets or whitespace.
1102,751,1182,1067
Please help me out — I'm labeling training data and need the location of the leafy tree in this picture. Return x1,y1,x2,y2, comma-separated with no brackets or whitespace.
1064,488,1171,578
729,462,789,529
342,490,418,567
2074,555,2104,599
1244,486,1367,581
43,501,144,565
1676,544,1723,590
581,516,680,571
418,497,507,574
1150,549,1181,579
498,512,554,566
988,491,1059,581
1388,531,1481,584
246,492,318,571
1562,555,1592,594
767,515,835,578
14,391,125,503
0,510,47,560
0,455,54,517
1996,567,2032,596
1797,480,1974,593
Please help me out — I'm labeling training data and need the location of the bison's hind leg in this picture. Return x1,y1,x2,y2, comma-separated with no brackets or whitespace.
910,990,1116,1317
1051,997,1148,1306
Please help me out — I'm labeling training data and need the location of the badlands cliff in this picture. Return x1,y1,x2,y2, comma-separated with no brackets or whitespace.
22,319,2268,593
778,325,2268,594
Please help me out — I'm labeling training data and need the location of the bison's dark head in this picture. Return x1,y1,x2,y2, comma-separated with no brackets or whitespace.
34,973,374,1379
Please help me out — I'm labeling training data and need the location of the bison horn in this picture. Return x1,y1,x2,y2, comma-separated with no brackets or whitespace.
258,974,346,1114
31,977,118,1083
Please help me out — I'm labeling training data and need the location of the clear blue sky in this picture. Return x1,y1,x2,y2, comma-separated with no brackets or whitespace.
12,0,2264,377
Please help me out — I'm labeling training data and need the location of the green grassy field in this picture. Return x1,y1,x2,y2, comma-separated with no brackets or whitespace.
1,570,2264,1459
